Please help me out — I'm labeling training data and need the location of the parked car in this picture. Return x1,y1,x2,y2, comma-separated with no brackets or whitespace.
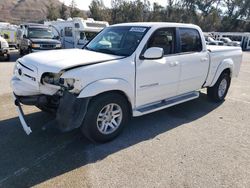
0,22,18,49
12,22,242,142
0,35,10,61
18,23,62,55
206,36,224,46
219,37,241,46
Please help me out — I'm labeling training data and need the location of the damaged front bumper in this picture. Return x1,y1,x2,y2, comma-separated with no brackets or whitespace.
13,93,32,135
13,91,90,135
12,61,90,135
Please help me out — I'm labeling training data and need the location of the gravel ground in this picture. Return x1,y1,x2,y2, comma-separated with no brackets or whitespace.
0,50,249,188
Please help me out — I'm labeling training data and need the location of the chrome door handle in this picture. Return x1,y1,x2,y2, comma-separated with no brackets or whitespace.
201,57,208,62
169,61,179,67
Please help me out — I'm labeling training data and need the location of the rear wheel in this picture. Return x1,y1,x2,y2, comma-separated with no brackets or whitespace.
207,72,231,102
81,93,130,143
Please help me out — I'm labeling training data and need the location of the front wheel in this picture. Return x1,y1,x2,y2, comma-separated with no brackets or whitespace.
5,54,10,61
207,72,231,102
19,49,24,56
81,93,130,143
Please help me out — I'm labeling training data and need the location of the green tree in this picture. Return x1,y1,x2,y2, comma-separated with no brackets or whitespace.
220,0,250,31
90,0,250,32
59,2,68,20
69,0,81,17
149,2,164,22
46,1,59,21
89,0,111,21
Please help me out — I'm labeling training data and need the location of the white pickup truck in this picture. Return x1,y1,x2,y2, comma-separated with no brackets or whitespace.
11,23,242,142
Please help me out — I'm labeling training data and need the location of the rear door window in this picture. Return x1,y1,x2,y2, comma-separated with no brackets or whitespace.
179,28,202,53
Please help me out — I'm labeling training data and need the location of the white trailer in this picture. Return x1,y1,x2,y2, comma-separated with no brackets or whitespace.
211,32,250,51
0,22,18,48
45,18,109,49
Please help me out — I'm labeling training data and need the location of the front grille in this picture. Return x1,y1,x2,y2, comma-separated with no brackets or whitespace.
41,44,56,49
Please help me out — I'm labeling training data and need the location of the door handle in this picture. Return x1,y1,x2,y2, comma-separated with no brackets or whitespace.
201,57,208,62
169,61,179,67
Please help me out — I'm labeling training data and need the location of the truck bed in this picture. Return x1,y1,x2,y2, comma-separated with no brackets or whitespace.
205,45,242,87
207,45,241,52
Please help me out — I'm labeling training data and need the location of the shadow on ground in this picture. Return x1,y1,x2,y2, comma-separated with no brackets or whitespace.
0,94,222,187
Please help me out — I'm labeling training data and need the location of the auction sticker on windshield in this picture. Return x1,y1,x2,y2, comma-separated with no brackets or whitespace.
129,27,147,32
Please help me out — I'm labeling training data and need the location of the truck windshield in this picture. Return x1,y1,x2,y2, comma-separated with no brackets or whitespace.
85,26,150,56
28,28,54,39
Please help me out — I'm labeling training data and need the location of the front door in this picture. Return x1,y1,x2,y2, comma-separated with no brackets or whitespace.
136,28,180,107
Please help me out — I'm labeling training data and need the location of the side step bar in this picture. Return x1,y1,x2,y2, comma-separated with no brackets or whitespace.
133,91,200,117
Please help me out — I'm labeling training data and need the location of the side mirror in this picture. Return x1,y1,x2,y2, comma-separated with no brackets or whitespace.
23,35,27,39
143,47,164,60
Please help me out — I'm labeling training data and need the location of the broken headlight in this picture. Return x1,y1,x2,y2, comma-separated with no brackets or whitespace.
42,73,75,89
60,78,75,89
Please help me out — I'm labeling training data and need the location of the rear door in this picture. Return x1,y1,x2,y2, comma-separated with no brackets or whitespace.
176,28,209,95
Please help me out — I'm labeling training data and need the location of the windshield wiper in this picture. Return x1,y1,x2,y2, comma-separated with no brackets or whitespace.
96,48,120,56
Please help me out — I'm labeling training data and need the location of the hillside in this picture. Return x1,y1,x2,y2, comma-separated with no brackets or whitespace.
0,0,64,24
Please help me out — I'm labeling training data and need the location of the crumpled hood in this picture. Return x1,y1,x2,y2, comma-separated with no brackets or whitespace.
19,49,123,75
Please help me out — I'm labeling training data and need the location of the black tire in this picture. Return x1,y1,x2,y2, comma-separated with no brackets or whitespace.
81,93,130,143
5,54,10,61
19,49,24,56
27,47,32,54
207,72,231,102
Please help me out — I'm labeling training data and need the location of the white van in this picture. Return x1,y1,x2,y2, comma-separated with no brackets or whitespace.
45,17,109,49
0,22,18,49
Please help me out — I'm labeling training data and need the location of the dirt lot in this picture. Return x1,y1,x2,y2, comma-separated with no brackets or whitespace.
0,51,250,188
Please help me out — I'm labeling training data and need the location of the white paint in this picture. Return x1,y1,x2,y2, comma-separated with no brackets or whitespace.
11,22,243,122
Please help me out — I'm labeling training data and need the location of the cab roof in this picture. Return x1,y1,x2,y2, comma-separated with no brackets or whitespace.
112,22,200,30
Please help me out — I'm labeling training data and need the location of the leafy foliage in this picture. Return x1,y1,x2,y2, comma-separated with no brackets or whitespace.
88,0,250,32
46,1,59,21
46,0,86,21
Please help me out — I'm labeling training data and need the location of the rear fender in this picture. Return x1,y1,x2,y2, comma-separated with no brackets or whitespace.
210,59,234,87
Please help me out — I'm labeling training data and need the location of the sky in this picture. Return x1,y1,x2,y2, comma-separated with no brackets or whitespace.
59,0,168,10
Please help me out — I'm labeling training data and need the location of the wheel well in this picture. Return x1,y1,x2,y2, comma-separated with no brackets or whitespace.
89,90,133,115
222,68,231,77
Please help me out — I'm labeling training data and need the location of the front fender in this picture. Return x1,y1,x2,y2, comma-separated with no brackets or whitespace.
210,59,234,87
77,78,134,107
